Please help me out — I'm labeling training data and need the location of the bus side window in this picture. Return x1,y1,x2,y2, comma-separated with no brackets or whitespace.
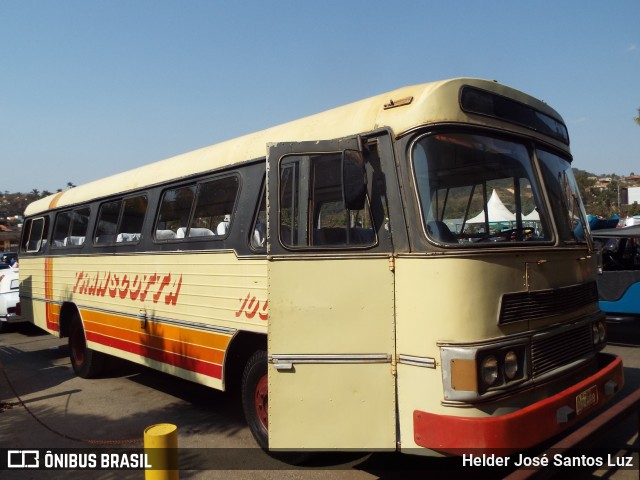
116,195,147,243
22,216,49,253
53,207,90,247
279,161,301,246
94,195,147,244
94,200,121,244
279,152,375,248
52,211,72,247
155,185,196,241
69,208,90,245
251,189,266,250
189,176,239,238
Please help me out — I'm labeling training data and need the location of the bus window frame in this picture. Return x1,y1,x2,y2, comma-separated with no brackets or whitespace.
407,128,555,249
153,172,242,244
249,179,267,253
51,206,91,249
22,216,49,254
276,152,378,251
93,193,149,246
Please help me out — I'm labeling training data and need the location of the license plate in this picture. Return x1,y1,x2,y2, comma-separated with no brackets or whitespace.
10,279,19,289
576,385,598,415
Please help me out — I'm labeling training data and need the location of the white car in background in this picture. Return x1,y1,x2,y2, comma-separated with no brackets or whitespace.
0,264,22,332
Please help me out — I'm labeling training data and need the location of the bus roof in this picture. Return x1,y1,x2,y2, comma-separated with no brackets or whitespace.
25,78,565,216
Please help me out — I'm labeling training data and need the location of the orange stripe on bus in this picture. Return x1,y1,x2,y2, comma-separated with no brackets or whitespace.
83,319,225,365
48,191,65,209
80,309,231,351
86,330,223,379
44,259,59,331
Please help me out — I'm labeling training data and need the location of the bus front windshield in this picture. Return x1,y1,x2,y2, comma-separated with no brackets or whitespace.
412,132,552,246
537,149,590,244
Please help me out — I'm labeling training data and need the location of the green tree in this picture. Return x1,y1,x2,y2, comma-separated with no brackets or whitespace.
626,203,640,217
574,169,596,202
591,177,620,217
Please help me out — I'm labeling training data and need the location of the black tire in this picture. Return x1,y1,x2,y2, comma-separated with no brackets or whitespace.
68,314,105,378
241,350,269,449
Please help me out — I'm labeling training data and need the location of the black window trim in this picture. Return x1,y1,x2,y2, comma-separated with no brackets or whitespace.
248,178,267,253
276,152,379,251
93,192,149,246
459,85,570,146
153,172,242,244
23,216,48,254
51,207,91,249
409,128,556,249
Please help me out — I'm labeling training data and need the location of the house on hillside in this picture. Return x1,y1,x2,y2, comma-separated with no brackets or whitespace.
0,224,20,252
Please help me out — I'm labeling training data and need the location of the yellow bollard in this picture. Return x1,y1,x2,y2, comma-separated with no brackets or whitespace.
144,423,178,480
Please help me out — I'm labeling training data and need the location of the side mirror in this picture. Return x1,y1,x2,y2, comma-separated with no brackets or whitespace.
342,149,366,210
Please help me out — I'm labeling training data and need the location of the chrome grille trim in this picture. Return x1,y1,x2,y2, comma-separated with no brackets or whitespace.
499,282,598,324
531,323,593,378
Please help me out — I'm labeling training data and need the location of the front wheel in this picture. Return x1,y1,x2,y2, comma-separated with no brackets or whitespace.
241,350,269,449
68,314,105,378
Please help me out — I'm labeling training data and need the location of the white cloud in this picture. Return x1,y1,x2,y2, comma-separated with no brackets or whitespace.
627,43,637,52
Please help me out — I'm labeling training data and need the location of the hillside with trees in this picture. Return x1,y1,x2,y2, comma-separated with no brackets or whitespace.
574,169,640,219
0,183,76,228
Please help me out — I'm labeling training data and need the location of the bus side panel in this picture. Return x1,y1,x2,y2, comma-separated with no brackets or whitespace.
23,251,267,390
268,257,396,450
19,257,59,334
395,256,520,450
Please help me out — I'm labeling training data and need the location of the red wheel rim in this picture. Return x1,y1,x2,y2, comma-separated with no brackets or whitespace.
71,328,85,366
254,374,268,430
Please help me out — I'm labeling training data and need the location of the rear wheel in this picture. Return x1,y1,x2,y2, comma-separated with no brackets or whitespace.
241,350,269,449
69,314,105,378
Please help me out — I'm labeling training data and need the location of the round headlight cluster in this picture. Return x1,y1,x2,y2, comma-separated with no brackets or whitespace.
504,351,519,380
481,356,499,385
480,350,521,387
592,320,606,345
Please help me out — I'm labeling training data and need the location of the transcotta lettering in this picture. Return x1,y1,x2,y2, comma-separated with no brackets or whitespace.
73,271,183,306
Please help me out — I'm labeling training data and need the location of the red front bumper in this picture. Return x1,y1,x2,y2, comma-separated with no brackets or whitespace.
413,353,623,454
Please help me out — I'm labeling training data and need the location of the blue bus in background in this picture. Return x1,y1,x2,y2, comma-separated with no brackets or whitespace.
593,224,640,321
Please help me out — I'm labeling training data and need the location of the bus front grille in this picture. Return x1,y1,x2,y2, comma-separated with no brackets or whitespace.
531,324,593,378
499,282,599,325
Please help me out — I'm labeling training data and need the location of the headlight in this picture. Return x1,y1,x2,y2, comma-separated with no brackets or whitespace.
480,355,499,386
504,351,519,380
441,343,528,401
592,321,607,345
592,323,600,345
598,321,606,343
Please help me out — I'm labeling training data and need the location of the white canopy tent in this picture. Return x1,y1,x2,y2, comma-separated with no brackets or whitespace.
523,208,540,221
467,190,516,224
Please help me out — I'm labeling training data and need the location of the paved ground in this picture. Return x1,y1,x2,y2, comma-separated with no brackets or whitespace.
0,321,638,480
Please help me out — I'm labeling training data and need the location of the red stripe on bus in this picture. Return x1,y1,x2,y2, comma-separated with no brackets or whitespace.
85,331,223,379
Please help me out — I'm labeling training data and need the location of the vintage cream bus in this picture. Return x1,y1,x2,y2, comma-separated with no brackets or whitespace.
19,78,623,454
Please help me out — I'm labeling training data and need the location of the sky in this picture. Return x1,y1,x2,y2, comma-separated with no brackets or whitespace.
1,1,639,193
